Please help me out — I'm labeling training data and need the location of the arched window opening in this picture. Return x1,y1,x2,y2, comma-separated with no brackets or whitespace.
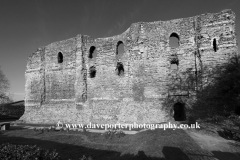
89,46,97,59
58,52,63,63
89,66,96,78
116,62,124,76
173,102,186,121
169,33,180,48
116,41,124,60
213,38,218,52
170,59,179,70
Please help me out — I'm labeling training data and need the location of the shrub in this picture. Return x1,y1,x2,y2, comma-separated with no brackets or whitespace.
187,116,196,126
205,115,225,123
0,143,60,160
189,55,240,120
235,105,240,115
104,129,125,139
115,129,125,138
79,155,93,160
228,114,239,120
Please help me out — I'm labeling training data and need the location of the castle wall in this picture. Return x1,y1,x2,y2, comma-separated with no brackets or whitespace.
44,37,76,101
199,10,237,68
24,48,45,106
20,9,238,124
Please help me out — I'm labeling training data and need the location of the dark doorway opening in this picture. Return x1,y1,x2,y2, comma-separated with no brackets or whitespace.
173,102,186,121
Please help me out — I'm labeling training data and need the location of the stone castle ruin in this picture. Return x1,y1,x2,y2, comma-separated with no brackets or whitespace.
20,9,238,124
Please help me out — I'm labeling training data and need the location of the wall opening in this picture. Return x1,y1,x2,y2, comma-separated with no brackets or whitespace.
170,59,179,70
58,52,63,63
89,46,97,59
213,38,217,52
173,102,186,121
116,62,124,76
169,33,180,48
89,66,96,78
116,41,124,60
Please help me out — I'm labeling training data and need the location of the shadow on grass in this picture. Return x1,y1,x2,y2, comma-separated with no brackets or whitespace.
217,130,240,142
0,131,161,160
1,129,240,160
0,116,19,122
0,130,191,160
162,147,190,160
212,151,240,160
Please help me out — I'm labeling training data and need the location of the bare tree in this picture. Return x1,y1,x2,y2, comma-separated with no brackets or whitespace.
0,66,10,103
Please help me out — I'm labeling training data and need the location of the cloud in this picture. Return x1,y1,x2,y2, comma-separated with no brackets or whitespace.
129,8,140,19
102,0,147,37
105,29,113,37
104,10,135,37
104,18,126,37
103,16,126,37
113,16,127,31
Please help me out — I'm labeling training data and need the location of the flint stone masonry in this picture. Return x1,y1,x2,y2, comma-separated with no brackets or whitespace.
20,9,238,124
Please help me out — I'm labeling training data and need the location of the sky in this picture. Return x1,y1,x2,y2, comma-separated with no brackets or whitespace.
0,0,239,101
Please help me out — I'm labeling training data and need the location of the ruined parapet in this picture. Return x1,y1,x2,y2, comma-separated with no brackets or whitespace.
20,9,238,124
20,47,45,122
24,47,45,106
198,9,237,66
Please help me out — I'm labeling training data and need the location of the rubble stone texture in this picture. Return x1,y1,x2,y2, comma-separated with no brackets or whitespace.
20,9,238,124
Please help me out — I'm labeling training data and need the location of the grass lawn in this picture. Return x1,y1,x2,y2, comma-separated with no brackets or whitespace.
1,125,239,160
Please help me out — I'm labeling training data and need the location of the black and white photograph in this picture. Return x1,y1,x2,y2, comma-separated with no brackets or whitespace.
0,0,240,159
